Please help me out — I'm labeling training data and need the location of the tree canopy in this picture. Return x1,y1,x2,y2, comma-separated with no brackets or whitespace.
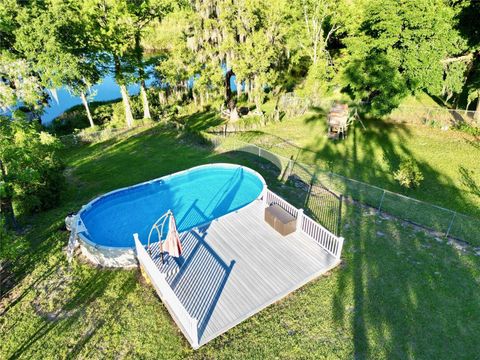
1,0,479,122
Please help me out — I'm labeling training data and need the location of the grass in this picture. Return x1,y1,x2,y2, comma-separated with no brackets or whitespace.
1,125,480,359
231,109,480,219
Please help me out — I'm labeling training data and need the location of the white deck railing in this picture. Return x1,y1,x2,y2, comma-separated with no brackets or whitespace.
301,214,344,259
134,234,199,348
264,189,300,218
263,189,344,259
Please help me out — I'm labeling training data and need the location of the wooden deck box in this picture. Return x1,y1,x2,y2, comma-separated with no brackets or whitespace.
264,204,297,236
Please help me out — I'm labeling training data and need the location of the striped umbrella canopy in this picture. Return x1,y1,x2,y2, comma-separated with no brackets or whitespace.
163,213,183,258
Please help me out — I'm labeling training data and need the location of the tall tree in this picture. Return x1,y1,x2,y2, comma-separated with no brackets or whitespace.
82,0,137,128
342,0,463,115
293,0,347,98
225,0,291,112
0,0,45,114
127,0,173,119
14,0,103,128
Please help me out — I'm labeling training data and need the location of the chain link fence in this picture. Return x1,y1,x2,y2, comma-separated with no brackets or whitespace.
391,105,480,128
210,135,480,246
56,125,479,245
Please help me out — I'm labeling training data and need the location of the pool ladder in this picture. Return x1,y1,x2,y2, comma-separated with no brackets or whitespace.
147,210,173,259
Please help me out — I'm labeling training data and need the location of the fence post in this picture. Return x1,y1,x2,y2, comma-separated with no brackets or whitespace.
304,173,316,208
287,157,294,179
445,211,456,238
378,190,386,212
337,194,343,237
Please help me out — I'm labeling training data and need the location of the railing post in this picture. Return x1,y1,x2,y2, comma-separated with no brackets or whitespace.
191,318,199,349
336,237,344,260
296,209,304,233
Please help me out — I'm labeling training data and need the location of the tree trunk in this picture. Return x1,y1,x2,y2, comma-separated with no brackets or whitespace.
140,81,151,119
225,69,235,110
165,86,170,104
236,79,242,98
475,92,480,122
120,84,134,128
135,33,150,120
254,75,262,112
192,92,198,107
80,91,95,127
114,55,134,128
0,160,17,230
247,79,253,103
159,90,166,106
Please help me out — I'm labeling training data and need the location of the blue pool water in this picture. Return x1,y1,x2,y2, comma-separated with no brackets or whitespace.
79,164,265,248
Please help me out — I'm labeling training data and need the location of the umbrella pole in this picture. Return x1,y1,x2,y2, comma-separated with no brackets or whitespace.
160,238,164,264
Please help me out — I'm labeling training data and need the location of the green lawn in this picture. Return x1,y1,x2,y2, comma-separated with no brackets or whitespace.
231,111,480,219
1,126,479,359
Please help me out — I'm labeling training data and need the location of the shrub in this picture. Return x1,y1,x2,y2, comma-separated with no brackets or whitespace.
394,159,424,189
454,122,480,137
1,117,65,222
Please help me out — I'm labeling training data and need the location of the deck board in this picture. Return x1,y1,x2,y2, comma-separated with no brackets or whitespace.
150,199,339,347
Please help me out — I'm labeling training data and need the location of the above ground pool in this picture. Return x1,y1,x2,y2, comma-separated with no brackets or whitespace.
76,164,265,267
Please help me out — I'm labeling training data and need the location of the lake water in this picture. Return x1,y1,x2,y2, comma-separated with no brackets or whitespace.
40,63,237,125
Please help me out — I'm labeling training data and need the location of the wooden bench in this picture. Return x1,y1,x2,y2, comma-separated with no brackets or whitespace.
264,204,297,236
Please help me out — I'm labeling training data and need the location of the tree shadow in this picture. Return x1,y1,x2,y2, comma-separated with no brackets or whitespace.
300,114,480,218
7,267,136,359
176,110,225,132
331,202,480,358
459,165,480,198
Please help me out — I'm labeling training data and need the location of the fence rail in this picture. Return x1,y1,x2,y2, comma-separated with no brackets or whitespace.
392,105,480,127
58,125,479,246
211,135,480,246
134,234,199,348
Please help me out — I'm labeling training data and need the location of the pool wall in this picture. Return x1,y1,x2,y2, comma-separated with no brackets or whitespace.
74,163,266,268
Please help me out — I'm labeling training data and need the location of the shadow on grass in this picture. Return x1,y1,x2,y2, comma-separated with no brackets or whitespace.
2,125,287,357
459,165,480,198
7,268,136,360
5,123,479,358
331,203,480,358
301,112,480,219
176,110,225,132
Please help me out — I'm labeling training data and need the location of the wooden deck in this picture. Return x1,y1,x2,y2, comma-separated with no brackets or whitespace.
147,199,339,347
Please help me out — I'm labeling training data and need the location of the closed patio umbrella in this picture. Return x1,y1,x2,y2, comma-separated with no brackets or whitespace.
163,212,182,258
